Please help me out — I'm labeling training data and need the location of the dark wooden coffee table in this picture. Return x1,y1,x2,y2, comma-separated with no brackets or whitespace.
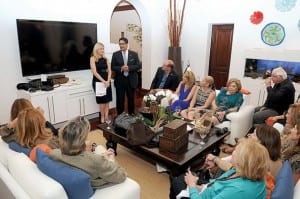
98,123,229,175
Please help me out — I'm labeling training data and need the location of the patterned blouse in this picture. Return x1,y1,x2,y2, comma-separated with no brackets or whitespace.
281,139,300,174
195,88,214,107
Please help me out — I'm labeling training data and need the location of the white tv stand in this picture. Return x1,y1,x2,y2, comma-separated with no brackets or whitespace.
17,80,116,124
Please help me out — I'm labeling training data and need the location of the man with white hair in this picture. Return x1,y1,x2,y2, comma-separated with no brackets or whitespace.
253,67,295,125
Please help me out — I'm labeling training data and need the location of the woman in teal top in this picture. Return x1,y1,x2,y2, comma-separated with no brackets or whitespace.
185,139,269,199
212,78,244,124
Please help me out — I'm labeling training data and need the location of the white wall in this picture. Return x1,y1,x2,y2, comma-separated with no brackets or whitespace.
181,0,300,80
110,10,142,58
0,0,299,124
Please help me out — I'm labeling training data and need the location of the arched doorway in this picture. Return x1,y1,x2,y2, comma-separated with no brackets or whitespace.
110,0,151,89
110,1,142,58
110,1,142,88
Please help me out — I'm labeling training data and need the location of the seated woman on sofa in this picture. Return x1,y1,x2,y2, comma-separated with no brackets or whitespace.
170,71,197,113
49,116,127,189
211,78,244,125
15,108,59,149
181,76,216,120
185,139,269,199
210,125,282,198
170,124,281,199
0,98,58,143
267,96,300,134
281,117,300,185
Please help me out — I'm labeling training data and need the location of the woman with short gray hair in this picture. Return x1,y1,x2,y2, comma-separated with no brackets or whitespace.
50,116,127,189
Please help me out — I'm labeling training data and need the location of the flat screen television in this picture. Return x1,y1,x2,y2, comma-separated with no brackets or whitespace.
16,19,97,77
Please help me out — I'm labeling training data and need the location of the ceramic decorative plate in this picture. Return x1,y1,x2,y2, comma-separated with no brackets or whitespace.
275,0,297,12
261,23,285,46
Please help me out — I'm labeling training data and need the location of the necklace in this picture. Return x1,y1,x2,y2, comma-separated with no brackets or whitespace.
207,170,240,187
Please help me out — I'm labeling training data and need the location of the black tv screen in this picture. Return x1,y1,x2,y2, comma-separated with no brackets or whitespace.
16,19,97,76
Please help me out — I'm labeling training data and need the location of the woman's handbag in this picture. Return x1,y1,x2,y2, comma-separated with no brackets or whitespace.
114,113,138,136
114,113,157,146
127,120,156,146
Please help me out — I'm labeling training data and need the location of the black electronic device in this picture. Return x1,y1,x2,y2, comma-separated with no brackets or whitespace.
41,85,54,91
215,127,229,136
17,83,30,91
16,19,97,77
16,78,54,92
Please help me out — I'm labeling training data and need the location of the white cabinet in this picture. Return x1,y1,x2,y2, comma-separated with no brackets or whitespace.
17,90,67,124
17,81,117,124
66,88,99,118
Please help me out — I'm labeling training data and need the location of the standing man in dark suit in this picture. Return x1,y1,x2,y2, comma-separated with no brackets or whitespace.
150,59,180,93
111,37,141,115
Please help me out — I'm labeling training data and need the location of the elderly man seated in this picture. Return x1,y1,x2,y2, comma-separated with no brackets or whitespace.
149,59,180,94
253,66,295,126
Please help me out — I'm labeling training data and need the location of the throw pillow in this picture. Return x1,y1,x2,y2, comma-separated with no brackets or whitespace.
29,144,52,162
8,141,31,156
240,88,251,95
36,149,94,199
271,160,294,199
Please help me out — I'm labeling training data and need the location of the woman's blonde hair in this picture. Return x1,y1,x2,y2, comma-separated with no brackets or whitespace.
183,71,195,87
226,78,242,91
204,76,215,90
92,42,105,61
289,103,300,127
282,119,300,160
59,116,90,155
10,98,33,121
16,108,52,148
235,139,269,181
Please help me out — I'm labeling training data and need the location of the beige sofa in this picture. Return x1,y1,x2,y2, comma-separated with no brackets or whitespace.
0,138,140,199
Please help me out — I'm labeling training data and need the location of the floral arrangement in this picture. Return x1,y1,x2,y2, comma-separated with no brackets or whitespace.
143,90,175,107
168,0,187,47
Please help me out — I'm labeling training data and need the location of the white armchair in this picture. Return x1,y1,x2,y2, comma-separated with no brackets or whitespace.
215,91,255,145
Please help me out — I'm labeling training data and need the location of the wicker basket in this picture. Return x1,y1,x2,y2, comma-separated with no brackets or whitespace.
159,132,189,153
194,112,213,135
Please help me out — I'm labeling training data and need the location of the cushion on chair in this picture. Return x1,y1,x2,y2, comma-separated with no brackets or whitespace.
240,88,251,95
29,144,52,162
271,160,294,199
8,141,31,156
36,149,94,199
